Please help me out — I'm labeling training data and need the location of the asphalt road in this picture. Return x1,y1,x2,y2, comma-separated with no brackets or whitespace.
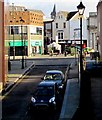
2,58,70,120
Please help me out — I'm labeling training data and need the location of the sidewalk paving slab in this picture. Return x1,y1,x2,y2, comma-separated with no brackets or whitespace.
59,63,80,120
2,61,35,93
59,78,80,120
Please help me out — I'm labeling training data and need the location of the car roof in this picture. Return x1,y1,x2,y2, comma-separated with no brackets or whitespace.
86,60,96,63
38,81,56,87
46,70,63,74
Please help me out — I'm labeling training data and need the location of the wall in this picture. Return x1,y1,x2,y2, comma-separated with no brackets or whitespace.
97,1,102,58
0,1,5,91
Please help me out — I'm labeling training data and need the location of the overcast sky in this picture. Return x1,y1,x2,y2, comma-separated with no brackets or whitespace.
5,0,99,17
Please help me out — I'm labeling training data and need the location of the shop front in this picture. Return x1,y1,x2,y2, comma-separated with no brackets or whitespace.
9,40,28,56
30,40,43,55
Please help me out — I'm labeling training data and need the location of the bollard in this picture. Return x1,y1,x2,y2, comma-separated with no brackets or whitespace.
8,61,11,70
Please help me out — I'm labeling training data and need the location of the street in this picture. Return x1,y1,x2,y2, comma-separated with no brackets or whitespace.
2,58,72,120
2,57,102,120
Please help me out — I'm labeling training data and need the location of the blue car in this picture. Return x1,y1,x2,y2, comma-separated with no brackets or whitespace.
42,70,65,89
85,60,102,76
30,81,59,112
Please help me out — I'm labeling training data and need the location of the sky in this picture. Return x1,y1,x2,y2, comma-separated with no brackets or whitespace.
4,0,99,17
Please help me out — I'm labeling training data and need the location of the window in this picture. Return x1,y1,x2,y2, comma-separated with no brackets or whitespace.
63,22,66,28
22,26,27,34
19,26,27,35
61,33,63,39
10,26,19,34
58,33,60,39
14,26,19,34
58,32,63,39
10,26,27,35
56,23,58,28
36,27,42,35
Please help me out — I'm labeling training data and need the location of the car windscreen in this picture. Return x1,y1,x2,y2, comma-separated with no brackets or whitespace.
44,73,62,80
35,86,54,96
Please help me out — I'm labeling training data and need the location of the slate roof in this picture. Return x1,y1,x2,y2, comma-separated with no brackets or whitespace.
67,11,78,21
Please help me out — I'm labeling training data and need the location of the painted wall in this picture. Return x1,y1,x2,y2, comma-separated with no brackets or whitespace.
52,11,70,42
97,1,102,58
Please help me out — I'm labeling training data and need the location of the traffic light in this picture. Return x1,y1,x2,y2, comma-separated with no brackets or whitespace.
82,43,86,48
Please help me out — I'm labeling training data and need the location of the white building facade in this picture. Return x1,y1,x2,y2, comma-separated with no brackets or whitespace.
52,11,78,53
52,11,70,43
87,12,97,51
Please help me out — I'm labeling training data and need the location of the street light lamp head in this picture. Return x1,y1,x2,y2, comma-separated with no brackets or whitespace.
77,1,85,15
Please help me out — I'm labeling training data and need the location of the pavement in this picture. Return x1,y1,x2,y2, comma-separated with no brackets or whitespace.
3,60,35,94
59,62,80,120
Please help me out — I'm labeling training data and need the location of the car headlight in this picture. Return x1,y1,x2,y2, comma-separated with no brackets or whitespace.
31,97,36,103
49,97,55,103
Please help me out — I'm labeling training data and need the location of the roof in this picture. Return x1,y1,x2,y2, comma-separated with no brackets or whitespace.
38,81,56,87
46,70,63,74
43,18,54,22
58,11,69,18
67,11,78,21
28,9,44,15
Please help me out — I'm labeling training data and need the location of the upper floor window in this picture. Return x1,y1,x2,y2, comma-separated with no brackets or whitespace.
58,32,63,39
63,22,66,28
10,26,19,34
36,27,42,35
9,26,27,35
56,23,58,28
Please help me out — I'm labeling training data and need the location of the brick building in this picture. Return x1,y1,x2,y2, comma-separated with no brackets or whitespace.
7,5,44,57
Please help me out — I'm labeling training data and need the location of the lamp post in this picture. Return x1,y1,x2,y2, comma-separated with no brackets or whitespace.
77,1,85,107
74,31,77,64
8,42,11,70
20,17,25,69
96,36,99,51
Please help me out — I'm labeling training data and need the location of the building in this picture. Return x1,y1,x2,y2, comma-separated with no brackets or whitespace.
0,1,7,93
97,1,102,58
51,4,56,19
7,5,44,58
87,12,97,51
69,11,87,45
43,18,54,54
52,10,78,53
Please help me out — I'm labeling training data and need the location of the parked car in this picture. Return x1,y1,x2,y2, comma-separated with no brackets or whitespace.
30,81,59,112
85,60,102,76
85,60,96,71
90,51,100,60
42,70,65,89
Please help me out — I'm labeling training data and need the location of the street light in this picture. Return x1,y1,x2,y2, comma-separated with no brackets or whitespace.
8,42,11,70
77,1,85,81
20,17,25,69
96,36,99,51
77,1,85,108
73,31,77,64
